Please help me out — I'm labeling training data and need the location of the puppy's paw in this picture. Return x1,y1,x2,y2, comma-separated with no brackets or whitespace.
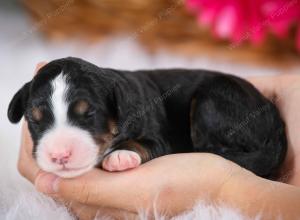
102,150,141,172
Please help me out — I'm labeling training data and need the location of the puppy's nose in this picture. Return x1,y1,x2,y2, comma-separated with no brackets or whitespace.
51,150,72,165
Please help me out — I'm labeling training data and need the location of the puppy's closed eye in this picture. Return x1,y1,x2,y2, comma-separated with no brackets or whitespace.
32,107,43,122
73,100,90,116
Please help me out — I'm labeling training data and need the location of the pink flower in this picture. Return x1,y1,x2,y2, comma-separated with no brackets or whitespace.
186,0,300,51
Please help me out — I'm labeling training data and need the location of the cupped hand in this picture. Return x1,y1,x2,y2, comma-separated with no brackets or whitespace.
17,65,300,219
20,116,241,218
20,118,243,217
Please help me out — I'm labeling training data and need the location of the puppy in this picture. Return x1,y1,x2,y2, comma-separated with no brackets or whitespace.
8,57,287,178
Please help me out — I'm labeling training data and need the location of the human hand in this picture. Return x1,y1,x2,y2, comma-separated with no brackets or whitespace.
17,80,243,219
17,62,47,183
17,67,300,219
248,74,300,186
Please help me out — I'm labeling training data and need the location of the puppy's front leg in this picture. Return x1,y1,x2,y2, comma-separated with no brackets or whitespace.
102,140,150,172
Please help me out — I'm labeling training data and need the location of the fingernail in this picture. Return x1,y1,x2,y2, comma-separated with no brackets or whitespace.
35,173,60,194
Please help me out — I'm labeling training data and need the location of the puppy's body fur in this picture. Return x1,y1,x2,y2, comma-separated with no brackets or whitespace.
8,57,287,178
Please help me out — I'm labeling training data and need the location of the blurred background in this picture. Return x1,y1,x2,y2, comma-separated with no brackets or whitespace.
0,0,299,218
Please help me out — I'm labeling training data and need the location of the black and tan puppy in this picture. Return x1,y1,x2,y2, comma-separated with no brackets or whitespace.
8,57,287,178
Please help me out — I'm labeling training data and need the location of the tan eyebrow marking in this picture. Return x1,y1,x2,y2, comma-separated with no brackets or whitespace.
94,119,119,157
74,100,89,115
32,107,43,121
108,119,118,136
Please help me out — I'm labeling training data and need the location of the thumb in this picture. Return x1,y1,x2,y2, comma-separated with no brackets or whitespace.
34,169,113,206
34,172,60,194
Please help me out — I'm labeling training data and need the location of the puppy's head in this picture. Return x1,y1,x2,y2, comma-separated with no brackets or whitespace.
8,58,118,178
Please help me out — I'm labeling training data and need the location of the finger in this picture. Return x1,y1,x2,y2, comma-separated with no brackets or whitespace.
34,172,60,194
20,120,33,153
34,171,123,213
17,121,41,183
34,168,136,208
17,62,47,182
34,61,47,74
35,169,107,198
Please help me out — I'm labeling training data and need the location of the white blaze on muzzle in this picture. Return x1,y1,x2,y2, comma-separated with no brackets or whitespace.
35,73,99,178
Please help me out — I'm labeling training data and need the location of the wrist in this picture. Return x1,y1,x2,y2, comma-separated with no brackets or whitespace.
217,169,269,218
217,167,300,219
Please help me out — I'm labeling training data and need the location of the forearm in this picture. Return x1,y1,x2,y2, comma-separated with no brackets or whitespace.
219,169,300,219
95,155,300,218
150,155,300,219
88,154,300,218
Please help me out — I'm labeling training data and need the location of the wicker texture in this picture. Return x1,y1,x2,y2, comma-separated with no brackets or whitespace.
22,0,299,68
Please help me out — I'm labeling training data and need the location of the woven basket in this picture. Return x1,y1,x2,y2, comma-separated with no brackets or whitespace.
22,0,300,68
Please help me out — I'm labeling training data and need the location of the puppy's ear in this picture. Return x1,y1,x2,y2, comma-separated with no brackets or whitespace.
112,82,130,124
8,81,31,123
112,79,142,133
